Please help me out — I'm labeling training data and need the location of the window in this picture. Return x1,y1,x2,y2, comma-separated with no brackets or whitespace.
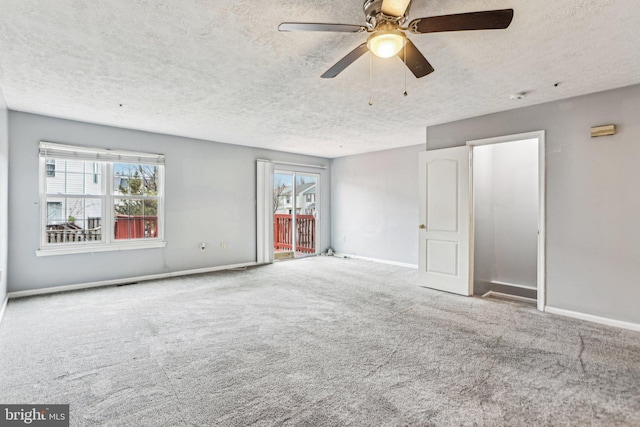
93,162,99,184
45,159,56,177
46,202,63,224
38,142,165,255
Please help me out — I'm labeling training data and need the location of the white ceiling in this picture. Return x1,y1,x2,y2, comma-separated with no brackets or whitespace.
0,0,639,158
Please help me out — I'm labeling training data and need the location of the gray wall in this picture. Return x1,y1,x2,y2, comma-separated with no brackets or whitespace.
7,112,331,292
473,140,539,292
0,89,7,304
331,144,423,266
428,84,640,325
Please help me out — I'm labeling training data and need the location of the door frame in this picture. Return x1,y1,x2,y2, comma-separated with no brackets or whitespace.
466,130,546,312
273,169,320,259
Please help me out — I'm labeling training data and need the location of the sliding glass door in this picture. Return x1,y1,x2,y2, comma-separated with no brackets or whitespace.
273,171,318,259
294,174,317,255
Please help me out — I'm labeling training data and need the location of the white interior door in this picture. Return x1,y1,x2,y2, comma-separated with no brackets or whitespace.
418,147,472,295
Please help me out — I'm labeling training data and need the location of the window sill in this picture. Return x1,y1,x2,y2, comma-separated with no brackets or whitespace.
35,240,167,257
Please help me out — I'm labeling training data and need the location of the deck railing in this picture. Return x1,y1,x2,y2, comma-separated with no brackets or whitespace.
46,217,102,243
46,227,102,243
45,216,158,243
274,214,316,254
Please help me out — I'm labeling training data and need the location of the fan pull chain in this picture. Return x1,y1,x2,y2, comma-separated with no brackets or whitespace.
403,41,408,97
369,52,373,106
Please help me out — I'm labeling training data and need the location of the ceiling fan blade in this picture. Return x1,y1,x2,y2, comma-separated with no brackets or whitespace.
397,39,434,78
381,0,412,18
408,9,514,34
278,23,366,33
321,43,369,78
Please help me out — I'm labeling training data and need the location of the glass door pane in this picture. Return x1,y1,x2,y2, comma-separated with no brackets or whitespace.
294,174,317,256
273,172,294,260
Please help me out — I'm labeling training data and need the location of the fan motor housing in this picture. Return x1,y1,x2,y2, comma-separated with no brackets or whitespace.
363,0,410,29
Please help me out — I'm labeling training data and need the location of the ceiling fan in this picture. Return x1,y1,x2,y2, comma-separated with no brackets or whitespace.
278,0,514,79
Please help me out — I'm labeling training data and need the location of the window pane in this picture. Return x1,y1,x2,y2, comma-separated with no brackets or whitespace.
93,162,100,184
296,175,317,215
46,200,64,224
139,165,159,196
64,172,86,195
45,198,103,244
86,166,102,194
65,160,84,173
45,159,56,177
114,199,158,240
45,160,66,194
113,163,132,195
64,198,85,224
113,163,158,196
45,159,104,195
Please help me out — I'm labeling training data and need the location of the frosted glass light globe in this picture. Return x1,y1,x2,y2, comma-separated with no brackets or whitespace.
367,31,405,58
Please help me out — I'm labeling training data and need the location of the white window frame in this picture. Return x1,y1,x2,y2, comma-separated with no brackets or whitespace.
36,141,166,256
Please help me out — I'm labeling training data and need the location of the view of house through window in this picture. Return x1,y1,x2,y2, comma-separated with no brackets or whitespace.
44,158,104,244
39,142,164,251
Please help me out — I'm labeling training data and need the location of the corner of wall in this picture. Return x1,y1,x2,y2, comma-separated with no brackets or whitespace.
330,144,423,265
0,86,9,307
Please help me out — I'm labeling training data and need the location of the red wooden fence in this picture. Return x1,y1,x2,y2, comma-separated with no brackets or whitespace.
114,215,158,240
274,214,315,253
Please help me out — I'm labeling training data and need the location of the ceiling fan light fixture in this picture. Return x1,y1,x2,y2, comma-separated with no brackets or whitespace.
367,30,406,58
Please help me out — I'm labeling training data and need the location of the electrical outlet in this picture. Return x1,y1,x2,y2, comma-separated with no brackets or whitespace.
341,235,346,242
200,242,206,252
220,243,227,251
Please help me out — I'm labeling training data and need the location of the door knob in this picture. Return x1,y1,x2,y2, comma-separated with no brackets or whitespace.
419,224,426,229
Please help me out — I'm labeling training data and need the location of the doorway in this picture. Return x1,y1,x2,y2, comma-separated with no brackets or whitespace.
418,131,545,311
471,137,540,305
273,171,319,259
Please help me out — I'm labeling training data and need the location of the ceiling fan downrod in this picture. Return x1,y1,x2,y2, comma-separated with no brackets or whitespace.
364,0,410,29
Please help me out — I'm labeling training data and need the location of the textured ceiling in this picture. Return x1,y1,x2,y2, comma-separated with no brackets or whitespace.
0,0,639,158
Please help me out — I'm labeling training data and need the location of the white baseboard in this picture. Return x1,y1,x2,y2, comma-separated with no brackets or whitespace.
0,294,8,326
7,261,260,299
545,306,640,333
481,290,536,304
490,280,536,291
333,253,418,269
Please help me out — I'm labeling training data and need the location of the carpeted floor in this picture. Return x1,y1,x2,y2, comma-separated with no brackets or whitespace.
1,257,639,426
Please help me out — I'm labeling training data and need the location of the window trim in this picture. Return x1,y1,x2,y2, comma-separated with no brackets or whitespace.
36,142,166,256
35,240,167,257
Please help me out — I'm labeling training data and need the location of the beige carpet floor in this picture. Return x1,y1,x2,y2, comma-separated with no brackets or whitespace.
1,257,639,426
